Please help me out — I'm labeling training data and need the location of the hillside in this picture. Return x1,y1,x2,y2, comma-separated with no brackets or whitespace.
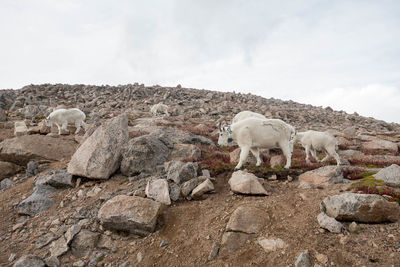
0,84,399,267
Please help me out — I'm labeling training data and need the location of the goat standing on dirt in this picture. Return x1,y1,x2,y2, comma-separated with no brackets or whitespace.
46,108,87,135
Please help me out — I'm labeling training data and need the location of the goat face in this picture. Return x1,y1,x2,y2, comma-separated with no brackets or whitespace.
217,125,233,146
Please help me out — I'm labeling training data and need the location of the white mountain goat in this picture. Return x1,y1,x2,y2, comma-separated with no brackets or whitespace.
46,108,87,135
150,103,169,117
218,118,295,170
295,130,340,165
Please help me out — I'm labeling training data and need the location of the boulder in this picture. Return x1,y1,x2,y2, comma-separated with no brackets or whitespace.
1,178,12,188
169,143,201,161
0,161,22,180
298,166,343,188
0,135,78,165
151,127,214,146
98,195,163,236
373,164,400,187
321,193,400,223
169,183,181,201
317,212,343,233
228,170,269,195
121,135,170,176
166,161,198,184
226,205,268,234
270,155,284,168
67,115,128,179
191,178,214,199
145,179,171,205
362,138,398,152
35,170,73,188
14,121,28,136
16,185,55,216
13,255,45,267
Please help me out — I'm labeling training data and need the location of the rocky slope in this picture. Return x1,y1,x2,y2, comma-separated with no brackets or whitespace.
0,84,399,267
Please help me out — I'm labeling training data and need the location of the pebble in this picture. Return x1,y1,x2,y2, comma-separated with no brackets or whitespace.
160,240,168,247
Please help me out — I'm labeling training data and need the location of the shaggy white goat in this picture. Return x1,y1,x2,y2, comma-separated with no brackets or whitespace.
218,118,295,170
295,130,340,165
46,108,87,135
150,103,169,117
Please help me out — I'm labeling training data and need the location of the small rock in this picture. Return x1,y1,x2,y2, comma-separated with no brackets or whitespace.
145,179,171,205
9,253,17,262
45,256,60,267
160,240,168,247
257,238,287,252
270,155,283,168
191,178,214,199
208,242,220,261
26,161,39,178
137,251,143,263
49,236,69,257
228,170,269,195
317,212,343,233
72,260,86,267
226,205,268,234
180,178,199,197
169,183,181,201
1,178,13,189
316,253,328,265
348,222,359,233
295,250,312,267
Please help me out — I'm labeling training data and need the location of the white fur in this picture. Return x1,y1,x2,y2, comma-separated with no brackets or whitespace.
150,103,169,117
232,110,267,124
295,130,340,165
219,118,295,170
46,108,87,135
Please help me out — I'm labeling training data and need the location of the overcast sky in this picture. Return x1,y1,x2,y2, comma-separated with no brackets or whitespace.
1,0,400,122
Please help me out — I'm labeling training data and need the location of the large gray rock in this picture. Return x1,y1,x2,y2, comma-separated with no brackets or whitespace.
0,161,22,180
16,184,55,216
226,205,268,234
228,170,269,195
35,170,73,188
67,115,128,179
120,135,170,176
0,135,78,165
321,193,400,223
13,254,45,267
361,137,398,152
317,212,343,233
166,161,198,184
145,179,171,205
373,164,400,187
298,166,343,188
98,195,163,236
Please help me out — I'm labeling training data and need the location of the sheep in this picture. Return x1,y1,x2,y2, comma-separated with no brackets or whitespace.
218,118,295,170
295,130,340,166
46,108,87,135
150,103,169,117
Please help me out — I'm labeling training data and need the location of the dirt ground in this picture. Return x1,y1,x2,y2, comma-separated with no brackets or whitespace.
1,166,399,267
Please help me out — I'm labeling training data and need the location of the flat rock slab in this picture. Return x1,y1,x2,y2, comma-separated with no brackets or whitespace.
258,238,287,252
299,166,343,187
373,164,400,187
98,195,163,236
68,115,128,179
16,185,55,216
228,170,269,195
321,193,400,223
0,135,78,165
191,178,214,199
226,205,268,234
35,170,73,188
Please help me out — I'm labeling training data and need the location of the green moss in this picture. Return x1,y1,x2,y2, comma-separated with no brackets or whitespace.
97,255,105,262
348,176,385,190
